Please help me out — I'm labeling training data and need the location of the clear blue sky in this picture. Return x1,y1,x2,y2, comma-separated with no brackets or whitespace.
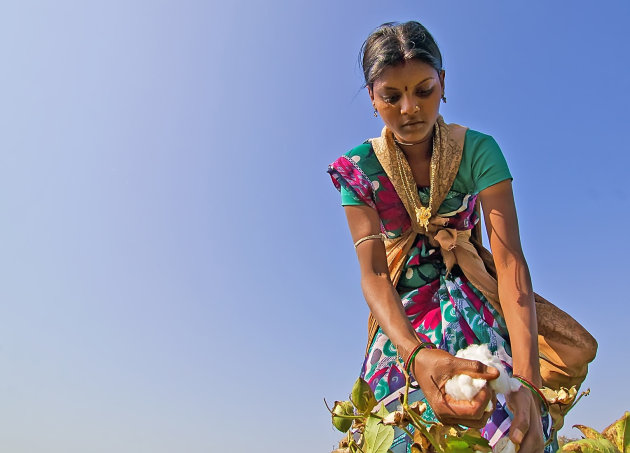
0,1,628,452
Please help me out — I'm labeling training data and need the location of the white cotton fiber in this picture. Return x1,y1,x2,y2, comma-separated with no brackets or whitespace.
493,437,517,453
444,374,488,401
446,344,521,399
445,344,522,452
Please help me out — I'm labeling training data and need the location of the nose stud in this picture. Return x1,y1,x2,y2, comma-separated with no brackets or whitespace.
414,105,419,110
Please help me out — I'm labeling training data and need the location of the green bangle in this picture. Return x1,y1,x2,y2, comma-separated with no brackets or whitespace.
513,375,549,412
404,342,435,377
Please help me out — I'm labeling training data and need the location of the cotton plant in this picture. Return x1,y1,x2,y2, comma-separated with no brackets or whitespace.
445,344,521,453
327,344,593,453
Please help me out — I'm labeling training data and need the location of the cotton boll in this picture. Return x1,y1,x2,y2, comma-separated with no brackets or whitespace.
445,374,487,400
493,437,517,453
449,344,521,398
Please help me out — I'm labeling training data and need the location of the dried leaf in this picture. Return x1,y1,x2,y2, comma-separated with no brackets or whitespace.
541,387,559,404
601,412,630,453
562,438,621,452
574,424,606,441
409,401,428,416
413,427,431,452
382,411,404,426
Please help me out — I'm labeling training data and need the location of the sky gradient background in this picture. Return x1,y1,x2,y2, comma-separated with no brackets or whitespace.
0,1,628,452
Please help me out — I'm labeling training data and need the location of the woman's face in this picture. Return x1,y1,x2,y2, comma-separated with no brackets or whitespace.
368,59,444,144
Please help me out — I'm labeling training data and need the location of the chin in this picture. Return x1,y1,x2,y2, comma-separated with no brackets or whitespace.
397,130,430,144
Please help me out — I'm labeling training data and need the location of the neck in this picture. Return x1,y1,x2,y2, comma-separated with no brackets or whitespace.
395,134,433,160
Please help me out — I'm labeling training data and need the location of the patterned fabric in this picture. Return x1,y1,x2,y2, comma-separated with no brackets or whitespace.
328,141,556,452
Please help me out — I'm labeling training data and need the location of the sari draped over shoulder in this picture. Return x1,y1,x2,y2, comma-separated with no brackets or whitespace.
327,117,596,453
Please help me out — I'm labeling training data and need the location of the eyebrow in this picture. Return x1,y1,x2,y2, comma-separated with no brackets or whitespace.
382,77,435,91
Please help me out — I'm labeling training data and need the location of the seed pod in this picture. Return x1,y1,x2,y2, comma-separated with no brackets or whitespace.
332,400,355,433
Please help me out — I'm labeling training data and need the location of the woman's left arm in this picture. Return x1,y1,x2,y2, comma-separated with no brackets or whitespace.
479,179,544,451
479,179,539,385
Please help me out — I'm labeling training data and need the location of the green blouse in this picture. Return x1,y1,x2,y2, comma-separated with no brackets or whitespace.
340,129,512,206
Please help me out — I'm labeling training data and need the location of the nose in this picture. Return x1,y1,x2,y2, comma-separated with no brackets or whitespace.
400,94,418,115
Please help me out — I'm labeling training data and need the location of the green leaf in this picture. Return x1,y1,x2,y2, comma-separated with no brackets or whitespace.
444,438,473,453
351,378,378,414
332,400,355,433
601,412,630,453
458,430,491,452
562,438,621,453
364,405,395,453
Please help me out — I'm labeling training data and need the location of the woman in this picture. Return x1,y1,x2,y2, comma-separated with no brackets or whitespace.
328,21,555,452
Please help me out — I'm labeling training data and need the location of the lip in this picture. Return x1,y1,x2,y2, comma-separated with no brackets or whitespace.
402,120,424,127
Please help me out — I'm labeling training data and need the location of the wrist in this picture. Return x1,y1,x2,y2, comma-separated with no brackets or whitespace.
513,374,549,413
401,342,437,380
512,365,542,388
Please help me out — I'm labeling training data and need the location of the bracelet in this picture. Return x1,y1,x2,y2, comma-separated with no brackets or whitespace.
513,375,549,412
354,233,386,249
404,342,436,377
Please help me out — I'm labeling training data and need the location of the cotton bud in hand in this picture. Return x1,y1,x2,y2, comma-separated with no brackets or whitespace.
445,344,521,411
444,345,522,452
493,437,517,453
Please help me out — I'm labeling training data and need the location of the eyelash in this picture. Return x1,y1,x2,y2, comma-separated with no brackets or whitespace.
383,88,434,104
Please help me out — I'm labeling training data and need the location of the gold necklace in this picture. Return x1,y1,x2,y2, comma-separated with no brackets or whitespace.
393,123,439,231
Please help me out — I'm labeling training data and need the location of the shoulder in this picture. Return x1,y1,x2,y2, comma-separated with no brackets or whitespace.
456,129,512,193
463,129,501,153
339,141,384,177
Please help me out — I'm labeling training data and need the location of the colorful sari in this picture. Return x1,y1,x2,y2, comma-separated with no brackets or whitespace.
328,125,556,452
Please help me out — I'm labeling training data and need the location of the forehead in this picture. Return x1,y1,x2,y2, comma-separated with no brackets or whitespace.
373,60,438,89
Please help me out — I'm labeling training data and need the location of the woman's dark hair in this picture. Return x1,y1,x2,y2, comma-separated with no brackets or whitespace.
360,21,443,88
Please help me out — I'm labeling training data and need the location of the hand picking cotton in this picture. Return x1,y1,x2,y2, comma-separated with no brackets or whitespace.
445,344,522,453
445,344,521,401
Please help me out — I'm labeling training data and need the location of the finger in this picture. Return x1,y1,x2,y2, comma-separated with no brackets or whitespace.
508,398,531,445
455,358,500,381
439,401,493,429
518,408,544,453
444,387,494,420
518,423,544,453
519,418,545,452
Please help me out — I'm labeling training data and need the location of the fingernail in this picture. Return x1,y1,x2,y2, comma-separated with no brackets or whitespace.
511,428,524,444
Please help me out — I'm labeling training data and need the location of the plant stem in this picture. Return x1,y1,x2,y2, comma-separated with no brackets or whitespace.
565,388,590,415
405,408,443,453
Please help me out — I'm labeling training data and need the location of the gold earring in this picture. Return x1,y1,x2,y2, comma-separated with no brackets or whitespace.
441,94,447,103
373,108,378,117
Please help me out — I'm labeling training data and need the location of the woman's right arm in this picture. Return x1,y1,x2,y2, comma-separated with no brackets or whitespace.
344,204,499,427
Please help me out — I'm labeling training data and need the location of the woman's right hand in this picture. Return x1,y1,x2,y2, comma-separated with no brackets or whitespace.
411,348,500,428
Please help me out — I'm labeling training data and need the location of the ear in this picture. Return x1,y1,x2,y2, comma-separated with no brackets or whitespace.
367,85,375,104
439,70,446,94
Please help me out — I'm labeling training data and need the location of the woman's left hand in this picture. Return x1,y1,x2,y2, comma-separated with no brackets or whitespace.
506,387,544,452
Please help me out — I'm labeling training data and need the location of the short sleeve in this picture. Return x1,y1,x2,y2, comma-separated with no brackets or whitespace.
327,143,377,209
340,184,365,205
468,132,512,193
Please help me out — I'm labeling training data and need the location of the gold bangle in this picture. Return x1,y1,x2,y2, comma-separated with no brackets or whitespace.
353,233,385,249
